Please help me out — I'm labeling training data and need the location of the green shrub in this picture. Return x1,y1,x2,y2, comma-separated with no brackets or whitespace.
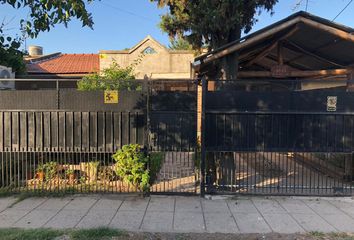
41,161,58,181
65,169,75,175
98,166,116,182
112,144,149,192
149,152,164,184
77,61,142,91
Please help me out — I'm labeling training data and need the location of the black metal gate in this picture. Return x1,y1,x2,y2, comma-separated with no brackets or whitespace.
0,80,198,194
201,79,354,196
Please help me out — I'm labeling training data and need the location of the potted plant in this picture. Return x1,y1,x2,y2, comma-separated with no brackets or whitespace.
66,169,75,184
43,162,58,182
36,164,45,181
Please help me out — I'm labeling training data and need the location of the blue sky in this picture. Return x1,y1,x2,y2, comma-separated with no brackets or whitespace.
0,0,354,54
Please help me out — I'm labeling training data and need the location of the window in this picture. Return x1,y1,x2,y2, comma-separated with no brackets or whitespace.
142,47,157,54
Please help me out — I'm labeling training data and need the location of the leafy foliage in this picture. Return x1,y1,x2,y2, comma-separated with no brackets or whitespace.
36,161,58,180
148,152,164,184
43,161,58,180
153,0,278,50
112,144,150,192
77,62,140,91
169,37,193,51
151,0,278,78
1,0,95,38
65,169,75,175
0,24,25,74
0,0,95,74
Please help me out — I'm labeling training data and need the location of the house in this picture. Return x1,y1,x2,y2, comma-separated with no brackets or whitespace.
21,46,99,89
99,35,195,80
22,36,195,90
193,11,354,91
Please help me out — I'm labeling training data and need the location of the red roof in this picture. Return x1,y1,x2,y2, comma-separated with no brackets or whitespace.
27,54,99,74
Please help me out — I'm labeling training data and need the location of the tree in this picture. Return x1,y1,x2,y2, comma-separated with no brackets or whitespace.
0,0,95,74
0,33,25,74
77,62,140,91
151,0,278,79
169,37,193,51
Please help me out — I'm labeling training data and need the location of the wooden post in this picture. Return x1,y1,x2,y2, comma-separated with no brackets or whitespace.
346,68,354,91
277,41,284,65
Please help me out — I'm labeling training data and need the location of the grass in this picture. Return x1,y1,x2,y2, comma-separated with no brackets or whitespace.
309,231,326,237
69,227,124,240
0,228,64,240
0,228,124,240
308,231,354,240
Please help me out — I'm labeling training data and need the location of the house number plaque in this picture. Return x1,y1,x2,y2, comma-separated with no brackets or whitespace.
327,96,337,112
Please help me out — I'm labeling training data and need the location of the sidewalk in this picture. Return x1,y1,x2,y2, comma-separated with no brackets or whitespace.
0,194,354,234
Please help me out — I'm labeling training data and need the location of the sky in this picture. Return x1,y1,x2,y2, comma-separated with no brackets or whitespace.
0,0,354,54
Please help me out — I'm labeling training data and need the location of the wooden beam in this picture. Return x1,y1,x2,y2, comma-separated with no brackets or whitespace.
198,17,303,66
252,56,300,71
285,39,342,64
266,54,311,70
244,26,299,67
277,41,284,65
195,16,354,72
238,68,351,78
284,40,345,67
300,17,354,43
243,41,279,67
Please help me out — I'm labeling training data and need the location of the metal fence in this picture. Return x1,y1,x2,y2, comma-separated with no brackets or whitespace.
0,79,198,194
2,78,354,196
201,79,354,196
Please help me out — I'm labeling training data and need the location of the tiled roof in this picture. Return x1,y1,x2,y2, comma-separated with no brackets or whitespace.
27,54,99,74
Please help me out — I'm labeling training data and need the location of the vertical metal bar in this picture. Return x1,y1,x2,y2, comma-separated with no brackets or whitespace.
96,112,98,152
80,112,83,152
88,112,91,152
56,80,60,109
111,112,114,153
64,112,66,151
200,78,207,197
119,112,123,149
72,112,75,151
17,113,20,191
103,112,106,152
1,112,4,188
9,113,13,188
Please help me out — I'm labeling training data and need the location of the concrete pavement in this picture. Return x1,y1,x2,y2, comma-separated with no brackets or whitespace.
0,194,354,234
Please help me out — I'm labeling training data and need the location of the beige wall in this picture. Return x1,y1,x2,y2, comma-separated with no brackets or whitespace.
99,36,194,79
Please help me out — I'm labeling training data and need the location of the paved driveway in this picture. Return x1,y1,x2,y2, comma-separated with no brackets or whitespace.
0,195,354,233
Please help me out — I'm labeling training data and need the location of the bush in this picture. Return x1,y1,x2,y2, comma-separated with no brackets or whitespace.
148,152,164,184
77,61,142,91
43,162,58,181
112,144,149,192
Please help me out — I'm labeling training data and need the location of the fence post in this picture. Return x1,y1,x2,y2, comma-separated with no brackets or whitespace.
200,78,207,197
145,80,150,152
56,79,60,109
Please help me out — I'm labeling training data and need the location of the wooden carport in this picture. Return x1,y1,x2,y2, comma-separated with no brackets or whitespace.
193,11,354,89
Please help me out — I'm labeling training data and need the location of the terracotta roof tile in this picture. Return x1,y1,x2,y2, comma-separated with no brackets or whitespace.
27,54,99,74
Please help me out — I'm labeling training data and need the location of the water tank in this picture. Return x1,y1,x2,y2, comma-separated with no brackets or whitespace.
28,45,43,56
